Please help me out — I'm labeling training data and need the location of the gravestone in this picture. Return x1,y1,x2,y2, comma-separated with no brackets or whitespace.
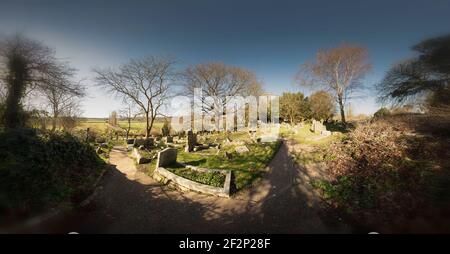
311,119,326,134
185,130,197,152
235,145,250,154
259,134,278,143
134,138,145,147
134,138,154,148
165,136,173,143
144,138,154,148
156,148,178,168
132,147,151,164
225,152,233,160
321,130,331,136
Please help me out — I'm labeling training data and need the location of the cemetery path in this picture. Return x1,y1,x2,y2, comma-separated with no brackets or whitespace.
18,143,353,233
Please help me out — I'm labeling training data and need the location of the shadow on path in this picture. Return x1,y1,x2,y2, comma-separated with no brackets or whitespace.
16,143,354,233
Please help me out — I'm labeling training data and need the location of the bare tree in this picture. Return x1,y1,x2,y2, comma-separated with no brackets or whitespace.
183,62,263,129
0,34,81,128
59,99,82,132
40,76,85,131
297,43,371,124
94,56,175,138
119,101,139,140
108,111,118,126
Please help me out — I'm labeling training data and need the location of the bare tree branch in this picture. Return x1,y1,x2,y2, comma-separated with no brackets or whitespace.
94,56,175,137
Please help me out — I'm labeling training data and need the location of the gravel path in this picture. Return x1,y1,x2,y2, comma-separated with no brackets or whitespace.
19,142,353,233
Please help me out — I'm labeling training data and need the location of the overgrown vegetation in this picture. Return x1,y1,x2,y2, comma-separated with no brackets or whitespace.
0,129,105,225
312,118,450,231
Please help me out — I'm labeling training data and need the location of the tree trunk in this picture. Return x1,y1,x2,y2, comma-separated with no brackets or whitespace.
51,112,58,132
145,112,150,138
126,118,131,140
338,96,346,124
5,56,27,129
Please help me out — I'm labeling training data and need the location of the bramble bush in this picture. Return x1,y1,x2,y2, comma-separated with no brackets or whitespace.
319,120,431,227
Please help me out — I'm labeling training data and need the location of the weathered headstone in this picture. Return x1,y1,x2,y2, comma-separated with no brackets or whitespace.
235,145,250,154
321,130,331,136
144,138,154,148
132,147,151,164
259,134,278,143
156,148,178,168
134,138,144,147
311,119,326,134
225,152,233,160
185,130,197,152
165,136,173,143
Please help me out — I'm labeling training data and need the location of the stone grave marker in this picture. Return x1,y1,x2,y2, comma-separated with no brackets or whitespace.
156,148,178,168
185,130,197,152
235,145,250,154
165,136,173,143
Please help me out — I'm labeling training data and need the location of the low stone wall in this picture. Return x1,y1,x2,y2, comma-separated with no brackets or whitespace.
153,164,232,198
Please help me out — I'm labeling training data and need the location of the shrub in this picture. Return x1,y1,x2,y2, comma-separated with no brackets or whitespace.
373,107,390,118
161,119,170,136
0,129,104,221
321,121,429,227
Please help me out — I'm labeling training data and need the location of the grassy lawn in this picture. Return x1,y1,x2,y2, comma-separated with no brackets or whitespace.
280,123,343,146
77,118,164,136
137,131,281,191
176,140,281,191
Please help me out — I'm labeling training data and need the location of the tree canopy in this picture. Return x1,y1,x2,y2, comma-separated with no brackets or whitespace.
377,34,450,106
279,92,310,123
297,43,371,124
308,90,335,122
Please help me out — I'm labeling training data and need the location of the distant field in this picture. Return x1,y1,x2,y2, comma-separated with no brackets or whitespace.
77,118,165,135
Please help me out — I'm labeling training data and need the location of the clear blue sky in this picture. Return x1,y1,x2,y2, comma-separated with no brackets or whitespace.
1,0,449,117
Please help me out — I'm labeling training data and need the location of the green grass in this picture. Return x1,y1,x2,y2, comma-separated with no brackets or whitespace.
176,140,281,191
137,132,281,191
77,119,164,136
279,123,345,166
280,123,343,145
